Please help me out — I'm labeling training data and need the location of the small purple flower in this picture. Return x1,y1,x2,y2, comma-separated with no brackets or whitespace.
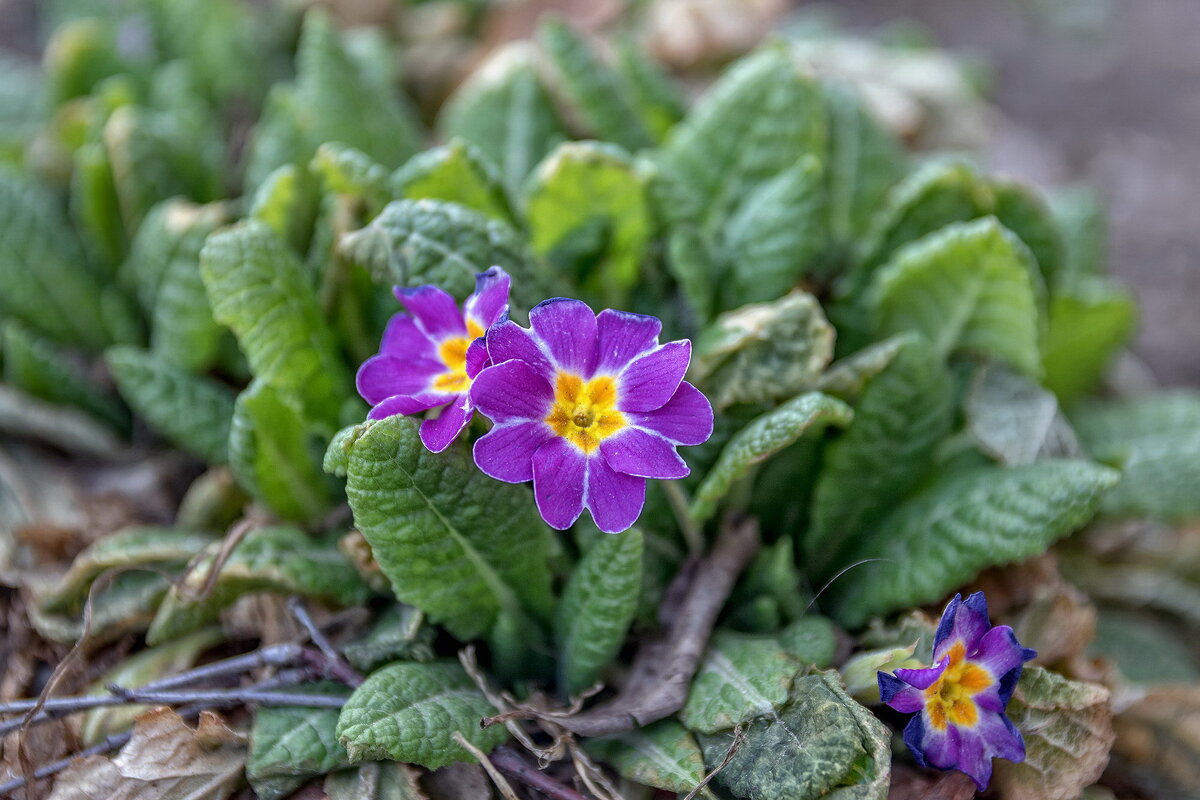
878,592,1037,790
356,267,511,453
468,298,713,534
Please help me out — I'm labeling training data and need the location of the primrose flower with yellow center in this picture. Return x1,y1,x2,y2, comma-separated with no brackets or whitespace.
356,267,510,453
469,298,713,533
878,592,1036,790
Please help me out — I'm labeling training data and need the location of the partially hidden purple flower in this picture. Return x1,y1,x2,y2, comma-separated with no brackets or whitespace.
356,267,511,453
878,592,1037,790
468,298,714,534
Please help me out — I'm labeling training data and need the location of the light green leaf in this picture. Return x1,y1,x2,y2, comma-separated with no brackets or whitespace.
1042,276,1135,404
392,139,514,224
868,217,1044,376
813,335,908,402
0,52,45,166
589,720,716,799
325,761,426,800
335,661,506,769
722,154,827,308
248,683,352,800
830,460,1120,627
655,46,827,229
200,221,351,427
43,17,131,103
525,141,650,306
681,631,798,734
249,164,319,254
698,671,890,800
438,43,568,194
666,225,721,324
691,291,836,410
150,0,265,102
807,334,953,575
243,85,309,195
343,605,435,672
29,570,171,645
966,363,1081,466
840,644,922,705
613,38,685,142
70,141,126,269
557,529,643,695
991,180,1065,290
779,617,838,668
1051,186,1107,283
147,526,370,645
344,415,553,640
107,346,237,463
1073,391,1200,521
691,392,853,523
312,143,391,213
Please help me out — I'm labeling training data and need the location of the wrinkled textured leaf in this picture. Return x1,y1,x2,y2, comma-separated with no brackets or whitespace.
814,335,908,401
249,163,319,254
1051,186,1108,283
71,140,127,269
343,605,435,672
613,37,686,142
391,139,513,223
779,616,838,668
991,180,1065,290
682,631,798,734
589,720,715,799
1042,276,1136,404
667,224,722,324
336,661,506,769
29,570,171,645
966,364,1081,466
343,415,553,640
248,683,352,800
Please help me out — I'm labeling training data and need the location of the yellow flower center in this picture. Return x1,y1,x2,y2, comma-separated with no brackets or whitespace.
432,320,485,394
924,640,993,731
545,372,625,453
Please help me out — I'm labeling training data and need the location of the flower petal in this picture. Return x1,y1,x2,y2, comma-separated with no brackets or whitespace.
419,398,472,453
367,394,444,419
464,266,511,330
357,355,444,404
529,298,598,376
533,438,587,529
618,340,691,412
396,284,466,339
474,420,554,483
470,360,554,423
380,313,436,360
953,724,993,791
972,625,1029,682
630,381,713,446
934,592,992,661
600,427,688,479
586,457,646,533
465,337,490,377
595,309,661,375
895,657,948,691
486,320,556,381
879,673,925,714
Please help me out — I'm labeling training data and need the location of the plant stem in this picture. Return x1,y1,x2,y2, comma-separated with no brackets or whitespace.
660,479,704,555
105,686,348,708
489,747,592,800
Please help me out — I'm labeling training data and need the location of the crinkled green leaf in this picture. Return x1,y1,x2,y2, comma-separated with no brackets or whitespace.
691,291,836,409
991,180,1065,290
613,38,685,142
779,617,838,668
0,52,45,165
147,526,370,645
29,569,171,645
335,661,506,769
813,335,908,402
1073,391,1200,521
666,224,721,324
698,671,890,800
868,217,1044,376
150,0,265,102
312,143,391,214
248,683,352,800
1051,186,1107,283
343,605,435,672
249,164,320,255
807,334,953,575
438,43,568,194
525,141,650,307
1042,276,1136,404
589,720,716,799
557,529,643,694
343,415,553,640
243,85,309,195
200,221,351,427
391,139,514,223
728,536,807,629
966,363,1080,466
107,346,236,463
44,17,132,103
691,392,853,523
682,631,798,734
830,460,1120,626
325,761,426,800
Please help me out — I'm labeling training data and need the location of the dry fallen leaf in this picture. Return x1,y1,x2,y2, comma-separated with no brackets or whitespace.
887,766,976,800
1111,685,1200,796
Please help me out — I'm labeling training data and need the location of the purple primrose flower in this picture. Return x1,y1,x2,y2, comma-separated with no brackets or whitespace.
356,267,511,453
878,592,1037,790
469,298,713,534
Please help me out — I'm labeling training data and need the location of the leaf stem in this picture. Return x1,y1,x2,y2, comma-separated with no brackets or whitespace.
660,479,704,555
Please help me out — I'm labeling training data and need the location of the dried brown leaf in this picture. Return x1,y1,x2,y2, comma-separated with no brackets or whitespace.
1111,685,1200,796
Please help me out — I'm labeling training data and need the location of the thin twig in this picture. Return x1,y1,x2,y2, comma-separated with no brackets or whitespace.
452,733,521,800
178,514,261,603
682,723,746,800
288,596,364,687
566,737,622,800
489,746,593,800
660,480,704,556
105,686,347,708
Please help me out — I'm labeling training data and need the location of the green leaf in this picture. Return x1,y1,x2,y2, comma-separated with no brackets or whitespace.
29,570,171,645
965,363,1080,466
691,392,853,524
335,661,506,769
691,291,836,410
0,52,46,166
868,217,1044,376
249,164,319,255
728,536,807,628
721,154,827,308
525,142,651,307
813,335,908,402
228,379,335,522
991,180,1065,290
1090,608,1200,685
344,415,553,640
243,85,309,195
150,0,266,102
1042,276,1136,404
613,38,686,143
391,139,514,223
200,221,351,427
44,17,133,103
0,384,124,457
106,346,237,463
698,671,890,800
325,762,426,800
70,141,126,269
779,617,838,668
342,605,435,672
147,526,370,645
681,631,798,734
829,460,1120,627
589,720,716,799
656,46,827,229
1051,186,1107,283
666,225,721,324
807,334,953,575
537,19,654,151
438,43,568,194
993,667,1115,800
1073,391,1200,521
312,143,392,214
556,529,643,695
248,683,352,800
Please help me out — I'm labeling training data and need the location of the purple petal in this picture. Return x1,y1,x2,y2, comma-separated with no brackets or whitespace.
879,673,925,714
895,658,947,691
955,727,992,791
586,457,646,533
357,355,443,404
486,320,556,381
971,626,1027,681
419,398,472,453
470,360,554,423
595,309,661,375
913,720,956,770
934,592,991,661
631,382,713,446
533,438,587,529
368,394,444,419
464,267,511,331
529,298,598,376
465,337,490,377
380,314,436,359
903,715,934,768
474,420,554,483
977,711,1026,763
618,341,691,413
600,427,689,479
396,285,467,339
